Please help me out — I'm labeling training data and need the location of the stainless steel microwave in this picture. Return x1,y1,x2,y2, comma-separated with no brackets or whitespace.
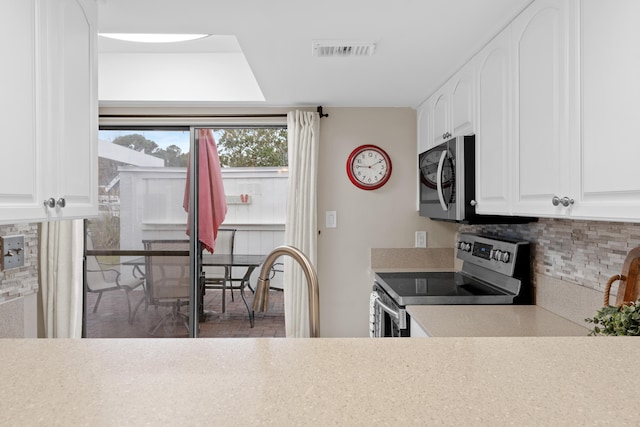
418,135,535,224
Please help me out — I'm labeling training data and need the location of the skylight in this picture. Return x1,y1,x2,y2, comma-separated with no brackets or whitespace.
98,35,265,104
99,33,210,43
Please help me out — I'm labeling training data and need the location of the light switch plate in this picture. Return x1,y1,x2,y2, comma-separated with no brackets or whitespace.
415,231,427,248
326,211,337,228
1,235,25,270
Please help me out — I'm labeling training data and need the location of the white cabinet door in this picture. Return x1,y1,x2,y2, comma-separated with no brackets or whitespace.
571,0,640,222
416,100,433,154
421,61,475,155
474,30,513,215
432,89,450,147
44,0,98,220
450,62,475,138
0,0,97,225
511,0,575,217
431,63,475,147
0,0,48,223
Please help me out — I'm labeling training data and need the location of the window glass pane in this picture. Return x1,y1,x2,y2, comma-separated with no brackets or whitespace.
94,130,190,249
213,128,287,167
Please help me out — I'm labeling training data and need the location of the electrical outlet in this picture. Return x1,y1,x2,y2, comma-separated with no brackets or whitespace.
415,231,427,248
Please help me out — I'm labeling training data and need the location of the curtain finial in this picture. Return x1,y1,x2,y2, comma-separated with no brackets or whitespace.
316,106,328,118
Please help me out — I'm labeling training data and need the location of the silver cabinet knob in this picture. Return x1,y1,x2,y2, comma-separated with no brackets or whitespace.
560,197,574,207
470,200,477,207
56,198,66,208
552,195,574,207
44,198,56,208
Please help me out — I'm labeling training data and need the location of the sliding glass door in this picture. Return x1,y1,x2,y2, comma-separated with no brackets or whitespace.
84,125,287,338
85,127,195,337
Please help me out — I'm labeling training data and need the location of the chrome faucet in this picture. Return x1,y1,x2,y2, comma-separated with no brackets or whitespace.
252,245,320,337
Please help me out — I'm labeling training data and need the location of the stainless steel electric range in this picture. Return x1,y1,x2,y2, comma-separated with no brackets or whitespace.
370,233,531,337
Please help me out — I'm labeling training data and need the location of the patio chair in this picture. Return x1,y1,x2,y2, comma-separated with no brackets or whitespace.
85,234,145,324
143,239,191,336
202,228,236,313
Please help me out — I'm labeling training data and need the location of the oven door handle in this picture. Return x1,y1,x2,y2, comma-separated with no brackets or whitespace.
436,149,449,212
374,298,407,330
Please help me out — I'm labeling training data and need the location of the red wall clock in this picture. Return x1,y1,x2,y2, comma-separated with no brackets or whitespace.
346,144,392,190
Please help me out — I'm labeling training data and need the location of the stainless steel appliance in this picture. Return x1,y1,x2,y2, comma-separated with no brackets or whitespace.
418,135,535,224
370,233,531,337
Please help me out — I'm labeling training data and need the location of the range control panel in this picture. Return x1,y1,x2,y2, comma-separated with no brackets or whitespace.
456,233,529,277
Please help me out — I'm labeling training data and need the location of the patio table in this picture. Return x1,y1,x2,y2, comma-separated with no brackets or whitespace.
123,253,266,327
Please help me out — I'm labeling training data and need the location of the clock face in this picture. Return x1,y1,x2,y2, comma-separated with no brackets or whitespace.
346,145,392,190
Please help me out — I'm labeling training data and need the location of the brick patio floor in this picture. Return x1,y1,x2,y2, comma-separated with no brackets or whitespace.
85,286,285,338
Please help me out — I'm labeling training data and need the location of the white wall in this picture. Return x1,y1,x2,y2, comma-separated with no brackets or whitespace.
317,107,457,337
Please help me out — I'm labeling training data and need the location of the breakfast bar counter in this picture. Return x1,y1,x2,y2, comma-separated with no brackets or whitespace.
0,337,636,425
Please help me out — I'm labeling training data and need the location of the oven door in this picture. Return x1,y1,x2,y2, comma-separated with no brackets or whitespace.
370,285,409,337
419,140,457,221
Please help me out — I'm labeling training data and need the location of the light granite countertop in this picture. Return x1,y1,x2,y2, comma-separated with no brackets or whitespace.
407,305,589,337
0,337,637,426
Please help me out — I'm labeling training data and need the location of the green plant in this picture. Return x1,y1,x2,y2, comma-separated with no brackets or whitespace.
585,300,640,336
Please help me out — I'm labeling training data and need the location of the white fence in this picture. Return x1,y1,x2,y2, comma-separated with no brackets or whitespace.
118,166,288,286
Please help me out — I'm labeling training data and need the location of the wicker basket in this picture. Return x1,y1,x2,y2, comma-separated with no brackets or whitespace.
603,247,640,307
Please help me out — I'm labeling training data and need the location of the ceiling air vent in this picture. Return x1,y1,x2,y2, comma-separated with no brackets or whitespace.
312,40,376,57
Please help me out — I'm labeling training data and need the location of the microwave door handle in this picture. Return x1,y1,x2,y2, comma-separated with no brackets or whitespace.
436,150,449,211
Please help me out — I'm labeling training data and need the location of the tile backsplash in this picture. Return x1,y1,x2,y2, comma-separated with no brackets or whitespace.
459,218,640,292
0,223,39,303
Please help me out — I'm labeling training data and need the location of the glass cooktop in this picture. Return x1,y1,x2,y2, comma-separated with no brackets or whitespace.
374,271,516,306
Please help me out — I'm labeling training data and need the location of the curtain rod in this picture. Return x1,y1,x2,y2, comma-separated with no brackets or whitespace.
99,113,288,119
99,106,329,119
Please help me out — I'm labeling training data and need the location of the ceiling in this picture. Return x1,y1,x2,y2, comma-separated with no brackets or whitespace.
98,0,532,108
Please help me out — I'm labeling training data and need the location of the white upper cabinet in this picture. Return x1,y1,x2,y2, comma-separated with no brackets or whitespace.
0,0,97,224
416,0,639,223
416,99,433,154
432,89,450,147
511,0,575,217
474,30,513,215
0,0,46,223
571,0,640,222
513,0,640,221
45,0,98,220
429,62,476,148
450,63,475,139
417,61,475,157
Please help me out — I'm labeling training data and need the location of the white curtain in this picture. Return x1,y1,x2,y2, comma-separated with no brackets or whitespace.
39,219,84,338
284,111,319,337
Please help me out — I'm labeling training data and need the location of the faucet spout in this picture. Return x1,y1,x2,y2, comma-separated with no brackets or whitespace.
252,245,320,337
